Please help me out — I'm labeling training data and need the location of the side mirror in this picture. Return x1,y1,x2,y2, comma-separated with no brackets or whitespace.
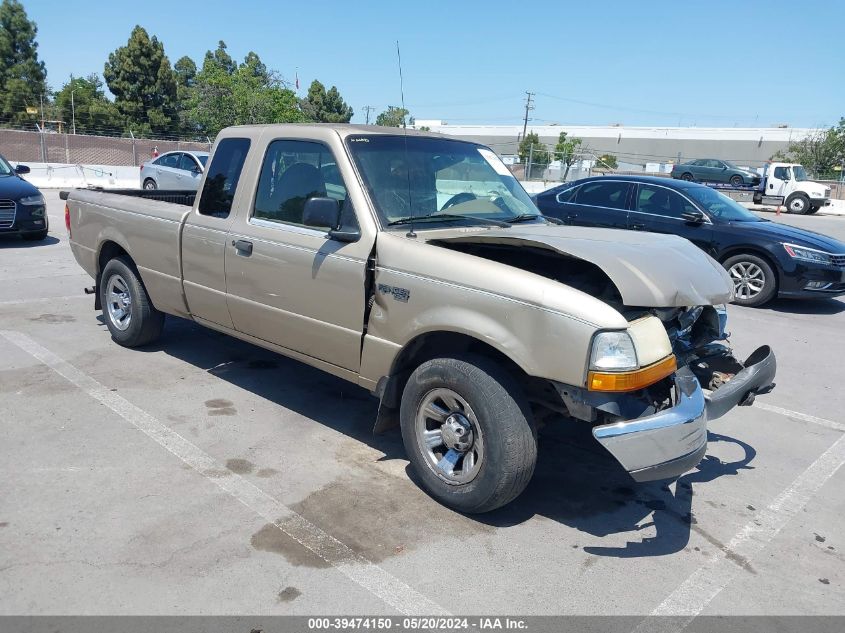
682,209,706,224
303,197,360,242
15,164,30,175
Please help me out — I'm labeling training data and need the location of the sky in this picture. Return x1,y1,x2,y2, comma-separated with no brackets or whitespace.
23,0,843,129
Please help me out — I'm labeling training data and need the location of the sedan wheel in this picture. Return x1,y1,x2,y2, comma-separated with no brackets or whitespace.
143,179,157,190
723,253,777,307
730,175,744,186
680,172,694,181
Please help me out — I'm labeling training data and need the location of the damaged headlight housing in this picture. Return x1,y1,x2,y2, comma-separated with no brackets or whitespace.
590,331,638,371
782,243,832,265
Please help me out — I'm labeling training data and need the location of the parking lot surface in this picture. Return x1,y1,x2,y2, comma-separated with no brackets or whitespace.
1,191,843,616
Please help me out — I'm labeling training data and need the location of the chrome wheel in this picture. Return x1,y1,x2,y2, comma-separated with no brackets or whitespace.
106,274,132,331
729,261,766,301
789,197,807,213
143,180,156,190
415,388,484,485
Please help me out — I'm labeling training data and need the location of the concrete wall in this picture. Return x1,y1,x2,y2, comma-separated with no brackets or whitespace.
11,162,140,189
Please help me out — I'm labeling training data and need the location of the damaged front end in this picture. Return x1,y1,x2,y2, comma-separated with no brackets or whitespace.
554,305,776,482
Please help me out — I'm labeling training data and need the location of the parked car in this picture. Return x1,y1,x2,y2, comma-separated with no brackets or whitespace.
535,175,845,307
63,126,776,513
140,150,209,190
671,159,761,187
0,153,48,241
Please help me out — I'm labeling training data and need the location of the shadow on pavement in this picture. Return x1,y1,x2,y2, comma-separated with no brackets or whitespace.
763,297,845,315
0,234,60,247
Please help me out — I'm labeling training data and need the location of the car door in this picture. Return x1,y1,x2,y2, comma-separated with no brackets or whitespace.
564,179,632,228
767,165,792,199
178,153,204,191
224,137,371,372
628,183,714,252
154,152,181,189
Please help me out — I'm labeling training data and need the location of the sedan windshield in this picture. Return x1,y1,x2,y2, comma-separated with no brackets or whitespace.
0,154,13,176
346,135,540,227
686,186,761,222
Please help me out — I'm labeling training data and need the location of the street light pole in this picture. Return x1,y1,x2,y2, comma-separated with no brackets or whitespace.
71,90,76,135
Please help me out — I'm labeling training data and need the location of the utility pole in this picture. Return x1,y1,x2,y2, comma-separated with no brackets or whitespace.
362,105,375,125
71,90,77,135
521,91,535,142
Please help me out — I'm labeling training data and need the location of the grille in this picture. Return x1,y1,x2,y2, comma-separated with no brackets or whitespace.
830,254,845,268
0,199,16,229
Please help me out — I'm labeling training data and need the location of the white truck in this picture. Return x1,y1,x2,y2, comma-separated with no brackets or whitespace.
752,162,832,214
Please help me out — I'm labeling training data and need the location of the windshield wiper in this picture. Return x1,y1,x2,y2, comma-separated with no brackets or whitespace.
387,213,511,228
505,213,544,224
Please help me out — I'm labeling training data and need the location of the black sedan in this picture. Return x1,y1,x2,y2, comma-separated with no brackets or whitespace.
534,175,845,307
0,153,48,241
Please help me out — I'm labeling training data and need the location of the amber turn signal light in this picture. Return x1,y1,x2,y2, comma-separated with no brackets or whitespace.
588,355,677,392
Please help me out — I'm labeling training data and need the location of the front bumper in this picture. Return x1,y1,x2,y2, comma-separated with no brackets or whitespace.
809,197,831,207
592,346,776,482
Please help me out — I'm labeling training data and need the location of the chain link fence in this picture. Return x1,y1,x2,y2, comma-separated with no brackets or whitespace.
0,128,212,166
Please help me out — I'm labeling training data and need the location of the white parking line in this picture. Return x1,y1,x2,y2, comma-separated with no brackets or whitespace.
0,294,88,306
635,423,845,632
0,329,448,617
754,401,845,432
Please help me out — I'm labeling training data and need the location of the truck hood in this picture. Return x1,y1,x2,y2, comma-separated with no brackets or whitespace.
431,224,734,307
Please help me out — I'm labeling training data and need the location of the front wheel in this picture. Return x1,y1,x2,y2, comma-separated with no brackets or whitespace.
400,355,537,513
100,257,164,347
723,253,777,307
785,193,810,214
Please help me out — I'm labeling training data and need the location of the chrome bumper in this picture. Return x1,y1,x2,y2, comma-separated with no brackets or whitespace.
592,346,776,482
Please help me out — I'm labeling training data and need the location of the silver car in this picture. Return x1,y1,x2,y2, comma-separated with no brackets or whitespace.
140,151,209,191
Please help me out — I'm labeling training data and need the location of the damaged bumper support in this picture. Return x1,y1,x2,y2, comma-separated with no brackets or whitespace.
592,346,776,482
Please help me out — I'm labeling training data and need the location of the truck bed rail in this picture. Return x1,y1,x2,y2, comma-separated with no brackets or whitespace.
59,188,197,206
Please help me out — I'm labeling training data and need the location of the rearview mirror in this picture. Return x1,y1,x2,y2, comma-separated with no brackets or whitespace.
682,209,706,224
15,164,30,175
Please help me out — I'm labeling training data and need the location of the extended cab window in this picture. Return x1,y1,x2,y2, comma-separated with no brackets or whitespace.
198,138,250,218
253,140,347,228
636,184,697,219
575,181,629,210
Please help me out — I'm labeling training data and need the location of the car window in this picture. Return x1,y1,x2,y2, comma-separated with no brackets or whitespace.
636,184,698,219
574,181,629,210
555,185,578,204
159,153,180,168
197,138,250,218
253,139,347,228
691,159,705,167
179,153,198,172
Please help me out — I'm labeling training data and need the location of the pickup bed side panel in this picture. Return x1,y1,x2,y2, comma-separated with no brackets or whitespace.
67,190,190,317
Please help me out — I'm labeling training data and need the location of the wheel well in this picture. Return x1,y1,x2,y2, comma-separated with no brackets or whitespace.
97,241,132,281
378,331,528,409
719,248,781,287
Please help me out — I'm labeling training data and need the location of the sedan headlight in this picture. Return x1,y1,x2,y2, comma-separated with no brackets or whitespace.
783,243,831,265
19,194,45,206
590,331,638,371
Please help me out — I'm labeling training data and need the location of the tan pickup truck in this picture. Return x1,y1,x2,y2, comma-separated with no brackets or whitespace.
64,124,776,513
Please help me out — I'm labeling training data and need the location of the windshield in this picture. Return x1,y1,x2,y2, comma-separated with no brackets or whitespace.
346,135,540,227
0,154,12,176
686,186,761,222
793,165,809,181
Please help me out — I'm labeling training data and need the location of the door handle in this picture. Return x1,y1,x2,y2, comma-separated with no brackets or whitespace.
631,222,646,230
565,213,577,223
232,239,253,255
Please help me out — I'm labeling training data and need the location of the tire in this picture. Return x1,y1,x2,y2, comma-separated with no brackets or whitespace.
399,354,537,513
785,193,810,214
99,257,164,347
729,175,744,187
723,253,777,307
680,172,694,181
143,178,157,190
22,229,48,241
808,205,820,214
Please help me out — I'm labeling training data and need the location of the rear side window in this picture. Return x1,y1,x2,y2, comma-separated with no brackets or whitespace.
198,138,251,218
555,185,578,204
156,153,179,168
575,181,629,210
636,184,697,219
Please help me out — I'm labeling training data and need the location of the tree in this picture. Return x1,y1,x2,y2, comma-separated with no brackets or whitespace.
554,131,583,179
174,56,197,93
375,106,409,127
54,75,123,135
518,131,549,171
204,40,236,75
772,119,845,176
103,26,178,136
595,153,618,170
300,80,353,123
184,46,305,136
0,0,48,127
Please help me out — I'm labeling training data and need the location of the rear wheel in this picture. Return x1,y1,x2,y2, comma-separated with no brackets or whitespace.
400,355,537,513
99,257,164,347
143,178,157,190
723,253,777,307
680,172,694,181
785,193,810,214
729,175,744,187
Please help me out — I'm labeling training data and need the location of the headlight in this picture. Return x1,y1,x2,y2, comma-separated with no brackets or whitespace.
589,331,638,371
783,243,831,265
19,194,45,206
